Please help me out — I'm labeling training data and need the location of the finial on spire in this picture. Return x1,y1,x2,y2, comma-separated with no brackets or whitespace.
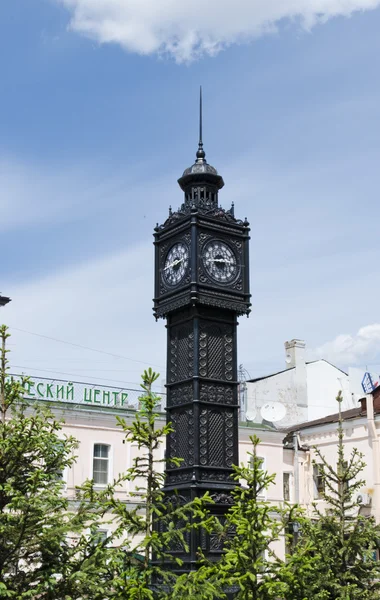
196,86,206,161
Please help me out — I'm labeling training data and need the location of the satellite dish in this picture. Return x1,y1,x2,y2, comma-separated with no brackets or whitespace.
285,354,292,364
261,402,287,423
246,410,256,422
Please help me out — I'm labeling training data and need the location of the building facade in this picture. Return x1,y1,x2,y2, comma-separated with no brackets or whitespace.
17,374,380,560
288,385,380,525
17,373,289,558
245,339,355,428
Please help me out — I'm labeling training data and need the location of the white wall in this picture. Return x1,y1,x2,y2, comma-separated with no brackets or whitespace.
297,416,375,519
306,361,352,421
246,369,307,428
246,360,353,428
52,404,290,557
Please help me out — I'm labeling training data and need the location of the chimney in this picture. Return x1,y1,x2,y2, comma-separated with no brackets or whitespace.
285,339,308,413
284,339,306,370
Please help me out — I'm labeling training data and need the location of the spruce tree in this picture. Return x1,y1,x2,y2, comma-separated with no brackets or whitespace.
0,326,218,599
195,434,293,600
284,391,380,600
0,325,115,599
98,367,217,599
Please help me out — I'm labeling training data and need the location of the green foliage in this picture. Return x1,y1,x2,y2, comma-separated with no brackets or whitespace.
171,565,226,600
4,323,379,600
98,367,217,599
210,435,295,600
0,330,217,599
0,325,116,599
284,391,380,600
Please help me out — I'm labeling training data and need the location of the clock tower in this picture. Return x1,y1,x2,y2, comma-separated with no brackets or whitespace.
153,90,251,572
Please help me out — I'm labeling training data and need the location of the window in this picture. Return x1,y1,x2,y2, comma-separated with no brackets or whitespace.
313,464,325,499
285,521,300,558
87,528,110,550
93,444,110,485
338,460,349,495
58,466,68,491
249,455,265,470
95,529,109,544
283,472,291,501
249,454,266,498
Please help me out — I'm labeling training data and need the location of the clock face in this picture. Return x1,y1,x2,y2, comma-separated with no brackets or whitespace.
203,241,238,284
163,242,189,287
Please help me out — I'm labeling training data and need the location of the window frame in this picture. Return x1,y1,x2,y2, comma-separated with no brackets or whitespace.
59,466,68,491
338,460,349,495
95,528,109,544
313,463,325,500
283,472,292,502
92,442,112,487
249,454,267,499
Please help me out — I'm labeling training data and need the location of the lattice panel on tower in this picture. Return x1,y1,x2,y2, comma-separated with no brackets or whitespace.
169,323,194,383
168,408,194,468
199,408,235,468
208,411,224,466
199,322,234,381
156,493,191,554
207,325,224,379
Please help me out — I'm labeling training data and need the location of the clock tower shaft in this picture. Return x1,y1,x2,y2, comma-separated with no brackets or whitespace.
153,90,251,572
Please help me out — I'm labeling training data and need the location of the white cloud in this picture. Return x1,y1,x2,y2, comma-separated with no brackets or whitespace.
311,324,380,367
58,0,380,62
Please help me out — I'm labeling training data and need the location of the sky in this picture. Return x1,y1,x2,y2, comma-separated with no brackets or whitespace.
1,0,380,389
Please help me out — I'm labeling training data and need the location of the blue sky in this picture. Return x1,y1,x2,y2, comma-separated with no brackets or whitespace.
1,0,380,387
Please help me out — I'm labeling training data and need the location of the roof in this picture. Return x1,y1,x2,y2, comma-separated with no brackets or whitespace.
239,420,277,431
247,359,347,384
286,406,364,433
287,386,380,433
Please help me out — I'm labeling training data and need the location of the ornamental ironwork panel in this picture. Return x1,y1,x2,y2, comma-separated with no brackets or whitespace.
199,408,234,468
168,408,194,468
169,323,194,383
208,411,224,466
167,382,193,407
209,516,236,553
200,470,233,482
199,382,235,405
166,470,193,485
199,322,233,381
156,493,191,553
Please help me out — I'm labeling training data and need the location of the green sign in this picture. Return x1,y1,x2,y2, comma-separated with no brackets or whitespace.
10,375,138,409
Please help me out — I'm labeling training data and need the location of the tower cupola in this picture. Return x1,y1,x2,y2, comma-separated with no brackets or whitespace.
178,87,224,212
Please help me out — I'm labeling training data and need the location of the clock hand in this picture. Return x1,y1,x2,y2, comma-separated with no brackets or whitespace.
164,257,184,271
207,258,233,265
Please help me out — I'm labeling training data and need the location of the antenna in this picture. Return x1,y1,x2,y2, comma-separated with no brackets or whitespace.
196,86,205,161
260,402,287,423
246,410,257,422
239,364,252,422
199,85,202,146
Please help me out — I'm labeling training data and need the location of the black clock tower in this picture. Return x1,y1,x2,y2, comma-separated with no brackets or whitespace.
153,91,251,572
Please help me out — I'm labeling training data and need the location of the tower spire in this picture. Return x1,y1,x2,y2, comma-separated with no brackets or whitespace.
196,86,206,161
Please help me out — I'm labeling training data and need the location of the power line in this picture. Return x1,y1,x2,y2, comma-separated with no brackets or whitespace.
9,327,164,369
10,365,153,388
10,366,146,373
